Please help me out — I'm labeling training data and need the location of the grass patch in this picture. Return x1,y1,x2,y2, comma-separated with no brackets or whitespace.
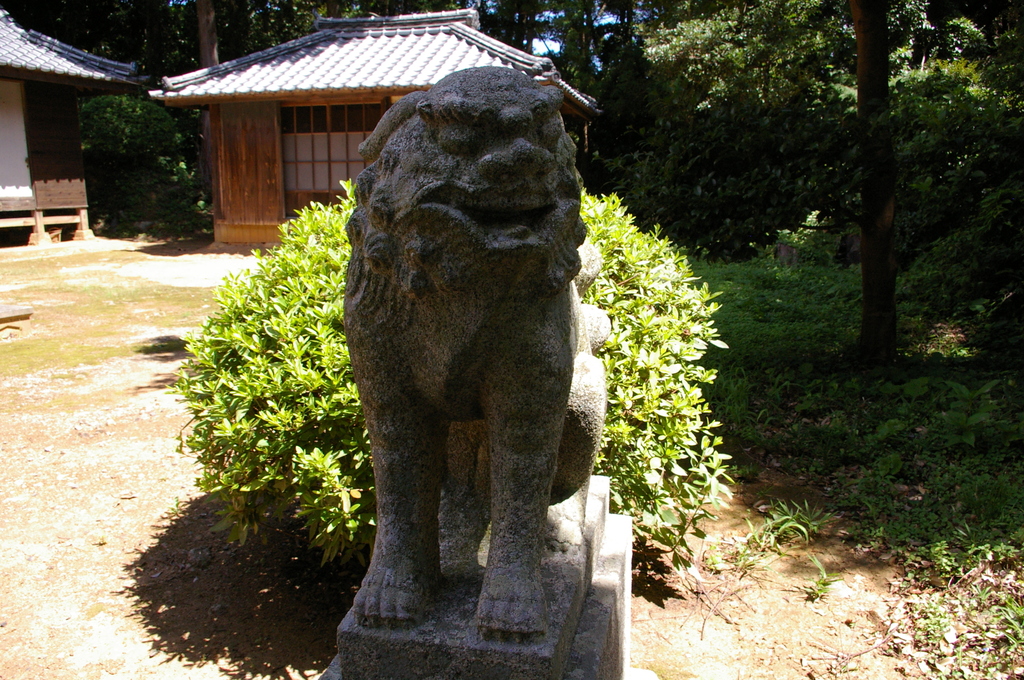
0,249,215,378
693,236,1024,675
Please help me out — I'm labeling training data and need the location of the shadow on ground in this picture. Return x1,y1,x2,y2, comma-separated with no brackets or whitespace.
632,541,684,608
130,334,190,392
135,240,268,259
123,494,364,678
135,335,189,357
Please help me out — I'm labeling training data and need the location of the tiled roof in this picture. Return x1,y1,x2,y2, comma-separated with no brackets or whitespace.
152,9,598,117
0,7,141,86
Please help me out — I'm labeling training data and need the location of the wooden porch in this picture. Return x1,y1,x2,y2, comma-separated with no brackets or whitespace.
0,206,92,245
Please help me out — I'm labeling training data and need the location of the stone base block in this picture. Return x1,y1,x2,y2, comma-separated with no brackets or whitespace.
319,476,633,680
562,513,631,680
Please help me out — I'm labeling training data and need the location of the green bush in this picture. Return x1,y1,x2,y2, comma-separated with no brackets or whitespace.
582,194,729,565
81,95,180,160
176,195,373,564
891,61,1024,261
177,190,728,567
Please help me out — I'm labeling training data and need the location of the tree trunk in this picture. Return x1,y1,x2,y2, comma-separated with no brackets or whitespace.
197,0,219,195
850,0,898,364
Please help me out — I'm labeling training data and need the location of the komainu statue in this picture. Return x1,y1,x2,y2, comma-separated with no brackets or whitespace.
344,66,609,641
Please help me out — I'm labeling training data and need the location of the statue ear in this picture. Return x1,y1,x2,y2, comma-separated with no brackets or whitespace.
539,86,564,114
415,99,435,123
359,90,429,163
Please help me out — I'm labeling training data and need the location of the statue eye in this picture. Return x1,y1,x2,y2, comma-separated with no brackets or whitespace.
537,117,563,149
438,126,480,155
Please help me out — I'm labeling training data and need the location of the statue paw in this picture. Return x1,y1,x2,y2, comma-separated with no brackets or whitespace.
546,487,586,553
546,514,584,553
475,566,548,642
352,561,435,628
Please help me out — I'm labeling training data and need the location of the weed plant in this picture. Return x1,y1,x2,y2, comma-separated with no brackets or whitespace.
803,555,842,601
747,500,834,551
693,233,1024,674
700,498,836,581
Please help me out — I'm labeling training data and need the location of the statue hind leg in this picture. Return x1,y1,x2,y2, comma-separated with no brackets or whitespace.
439,421,491,577
547,351,606,553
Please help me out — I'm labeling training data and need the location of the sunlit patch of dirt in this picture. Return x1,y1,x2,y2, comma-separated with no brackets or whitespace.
630,465,914,679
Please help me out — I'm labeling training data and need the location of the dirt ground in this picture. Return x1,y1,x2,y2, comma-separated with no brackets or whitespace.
0,238,911,680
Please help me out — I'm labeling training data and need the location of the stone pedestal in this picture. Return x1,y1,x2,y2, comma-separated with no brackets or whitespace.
319,476,632,680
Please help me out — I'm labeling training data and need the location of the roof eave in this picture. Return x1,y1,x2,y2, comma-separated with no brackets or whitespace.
153,84,600,120
313,8,480,31
151,85,428,107
0,64,143,91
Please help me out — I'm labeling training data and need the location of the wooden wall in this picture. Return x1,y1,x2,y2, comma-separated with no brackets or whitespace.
211,101,284,243
23,81,87,209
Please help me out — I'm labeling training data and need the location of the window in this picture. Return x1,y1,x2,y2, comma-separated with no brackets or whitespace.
280,103,382,213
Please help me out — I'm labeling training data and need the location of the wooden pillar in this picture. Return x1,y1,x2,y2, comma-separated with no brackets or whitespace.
27,209,50,246
72,207,94,240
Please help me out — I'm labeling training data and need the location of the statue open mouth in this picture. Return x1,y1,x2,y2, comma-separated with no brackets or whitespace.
462,205,553,232
413,181,554,217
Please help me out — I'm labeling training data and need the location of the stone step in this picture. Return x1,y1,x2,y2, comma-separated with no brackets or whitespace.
0,304,33,338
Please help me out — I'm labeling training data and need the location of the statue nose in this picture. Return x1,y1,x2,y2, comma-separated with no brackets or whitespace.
478,138,556,182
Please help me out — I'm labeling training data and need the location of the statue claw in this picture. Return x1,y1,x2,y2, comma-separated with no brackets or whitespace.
352,561,436,629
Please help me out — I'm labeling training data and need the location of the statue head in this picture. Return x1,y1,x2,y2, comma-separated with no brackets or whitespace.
347,67,584,299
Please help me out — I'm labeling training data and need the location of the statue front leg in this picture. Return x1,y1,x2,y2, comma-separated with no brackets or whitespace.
352,398,447,628
475,346,572,641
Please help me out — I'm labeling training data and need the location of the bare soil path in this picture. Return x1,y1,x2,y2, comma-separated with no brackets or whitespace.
630,463,910,679
0,238,910,680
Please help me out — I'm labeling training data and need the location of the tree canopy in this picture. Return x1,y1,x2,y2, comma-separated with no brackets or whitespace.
6,0,1021,359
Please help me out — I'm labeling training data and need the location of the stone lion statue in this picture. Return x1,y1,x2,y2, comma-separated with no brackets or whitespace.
344,66,609,641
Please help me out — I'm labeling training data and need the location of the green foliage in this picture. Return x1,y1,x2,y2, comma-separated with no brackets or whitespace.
642,0,854,112
892,61,1024,262
80,95,209,236
695,249,1024,565
176,193,373,563
802,555,842,601
985,22,1024,108
582,194,729,567
178,191,728,566
605,0,862,258
607,0,1024,303
698,248,1024,674
611,92,860,260
82,95,179,160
